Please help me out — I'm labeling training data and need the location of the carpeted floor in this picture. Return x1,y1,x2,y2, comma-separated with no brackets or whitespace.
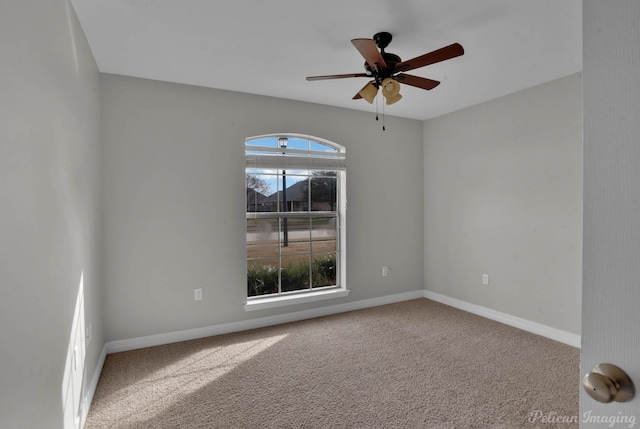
85,299,580,428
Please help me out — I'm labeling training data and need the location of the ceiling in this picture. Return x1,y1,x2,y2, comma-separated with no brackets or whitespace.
69,0,582,121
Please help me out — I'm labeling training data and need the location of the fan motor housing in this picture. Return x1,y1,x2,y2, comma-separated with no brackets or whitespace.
364,32,401,79
364,52,401,79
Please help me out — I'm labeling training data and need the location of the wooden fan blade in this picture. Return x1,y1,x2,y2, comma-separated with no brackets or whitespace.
351,38,387,70
394,74,440,90
306,73,370,81
395,43,464,73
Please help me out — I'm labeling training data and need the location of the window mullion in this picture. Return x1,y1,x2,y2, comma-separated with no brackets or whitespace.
247,211,337,219
309,217,314,289
278,217,283,295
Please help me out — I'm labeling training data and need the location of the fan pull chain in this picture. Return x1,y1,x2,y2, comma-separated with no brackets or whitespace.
382,100,386,131
373,93,385,131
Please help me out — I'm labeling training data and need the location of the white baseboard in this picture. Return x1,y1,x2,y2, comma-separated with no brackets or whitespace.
105,289,425,354
80,343,107,429
422,290,581,348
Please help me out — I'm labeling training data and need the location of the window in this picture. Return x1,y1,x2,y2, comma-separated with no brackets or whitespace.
245,134,346,304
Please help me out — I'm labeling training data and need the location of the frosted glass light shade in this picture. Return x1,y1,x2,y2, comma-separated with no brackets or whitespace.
359,82,378,104
381,78,402,105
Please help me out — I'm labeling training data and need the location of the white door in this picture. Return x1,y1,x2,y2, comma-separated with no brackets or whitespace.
582,1,640,427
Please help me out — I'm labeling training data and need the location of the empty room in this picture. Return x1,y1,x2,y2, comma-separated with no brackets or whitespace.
1,0,639,428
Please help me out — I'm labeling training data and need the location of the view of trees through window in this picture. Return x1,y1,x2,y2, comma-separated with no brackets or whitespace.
245,135,343,298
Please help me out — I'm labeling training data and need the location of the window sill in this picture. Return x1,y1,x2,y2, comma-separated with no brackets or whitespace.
244,288,350,312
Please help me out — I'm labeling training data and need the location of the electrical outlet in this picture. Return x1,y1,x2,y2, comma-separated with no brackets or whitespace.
194,288,203,301
482,273,489,285
382,266,389,277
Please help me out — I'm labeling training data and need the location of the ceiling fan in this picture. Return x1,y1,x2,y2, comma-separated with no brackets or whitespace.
306,32,464,105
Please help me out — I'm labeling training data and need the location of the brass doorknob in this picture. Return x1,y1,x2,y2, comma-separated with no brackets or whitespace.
582,363,635,403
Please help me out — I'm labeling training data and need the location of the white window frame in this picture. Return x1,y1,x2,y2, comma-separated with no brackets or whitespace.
244,134,348,311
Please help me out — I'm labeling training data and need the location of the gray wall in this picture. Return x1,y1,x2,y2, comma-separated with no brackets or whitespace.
0,0,103,427
581,1,640,424
100,74,425,342
423,73,583,335
0,1,589,424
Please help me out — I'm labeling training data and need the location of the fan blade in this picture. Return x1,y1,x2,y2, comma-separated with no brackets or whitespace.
395,43,464,73
351,38,387,71
306,73,370,81
394,74,440,91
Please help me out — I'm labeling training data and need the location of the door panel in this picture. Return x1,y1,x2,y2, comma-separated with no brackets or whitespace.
582,1,640,425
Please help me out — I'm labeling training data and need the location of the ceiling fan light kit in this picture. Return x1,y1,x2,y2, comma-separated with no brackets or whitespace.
306,32,464,106
358,82,379,104
381,78,402,105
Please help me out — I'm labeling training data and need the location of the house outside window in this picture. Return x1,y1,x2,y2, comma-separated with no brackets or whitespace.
245,134,346,300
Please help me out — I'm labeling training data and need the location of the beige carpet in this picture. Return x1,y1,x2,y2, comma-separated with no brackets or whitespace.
85,299,579,428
